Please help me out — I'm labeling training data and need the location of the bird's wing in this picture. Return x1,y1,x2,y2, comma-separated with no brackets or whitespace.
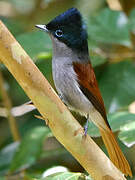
73,62,132,177
73,61,110,128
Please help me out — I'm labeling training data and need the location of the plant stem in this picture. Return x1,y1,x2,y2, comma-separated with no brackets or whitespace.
0,70,20,141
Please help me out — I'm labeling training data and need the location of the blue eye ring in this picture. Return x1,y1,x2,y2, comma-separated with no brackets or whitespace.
55,29,63,37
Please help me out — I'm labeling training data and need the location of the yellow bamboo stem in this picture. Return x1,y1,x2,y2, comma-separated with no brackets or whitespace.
0,20,126,180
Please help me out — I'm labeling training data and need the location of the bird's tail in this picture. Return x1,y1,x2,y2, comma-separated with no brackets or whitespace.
99,128,132,177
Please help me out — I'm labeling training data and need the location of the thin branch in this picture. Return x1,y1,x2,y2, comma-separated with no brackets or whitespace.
94,48,135,60
0,70,20,141
0,101,36,118
0,20,126,180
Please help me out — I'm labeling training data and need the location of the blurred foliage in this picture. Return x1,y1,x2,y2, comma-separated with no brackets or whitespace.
10,127,51,172
0,0,135,179
40,172,92,180
88,8,131,47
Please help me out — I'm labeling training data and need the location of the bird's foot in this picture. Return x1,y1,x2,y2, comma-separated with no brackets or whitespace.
84,114,89,136
84,123,88,136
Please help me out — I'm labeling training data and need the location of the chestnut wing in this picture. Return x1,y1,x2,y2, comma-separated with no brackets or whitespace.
73,62,110,128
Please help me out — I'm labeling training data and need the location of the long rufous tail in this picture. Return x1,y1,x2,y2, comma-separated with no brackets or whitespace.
99,128,132,177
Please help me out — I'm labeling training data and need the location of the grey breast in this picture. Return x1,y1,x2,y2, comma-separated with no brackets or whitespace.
51,36,93,114
52,57,93,114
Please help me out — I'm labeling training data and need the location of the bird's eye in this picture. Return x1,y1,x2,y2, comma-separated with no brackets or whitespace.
55,30,63,37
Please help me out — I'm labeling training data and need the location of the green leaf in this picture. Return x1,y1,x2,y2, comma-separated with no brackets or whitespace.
10,126,51,172
16,31,52,59
0,177,5,180
108,112,135,132
88,112,135,144
91,55,107,67
119,121,135,147
128,9,135,32
98,60,135,112
88,8,131,47
0,17,24,36
41,172,92,180
0,142,19,176
36,59,53,86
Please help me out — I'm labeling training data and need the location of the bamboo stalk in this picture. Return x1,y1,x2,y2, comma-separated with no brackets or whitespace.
0,70,20,141
0,20,126,180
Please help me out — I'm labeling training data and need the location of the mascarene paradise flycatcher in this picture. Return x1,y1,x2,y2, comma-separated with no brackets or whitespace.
36,8,132,177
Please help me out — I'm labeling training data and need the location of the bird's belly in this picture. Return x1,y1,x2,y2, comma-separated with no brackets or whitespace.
52,62,93,114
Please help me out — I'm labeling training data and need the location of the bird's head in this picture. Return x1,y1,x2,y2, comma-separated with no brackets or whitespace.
36,8,88,53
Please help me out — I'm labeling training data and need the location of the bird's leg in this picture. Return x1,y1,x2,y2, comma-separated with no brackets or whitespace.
84,114,89,136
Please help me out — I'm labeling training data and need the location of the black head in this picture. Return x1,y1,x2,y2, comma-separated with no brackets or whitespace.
42,8,88,53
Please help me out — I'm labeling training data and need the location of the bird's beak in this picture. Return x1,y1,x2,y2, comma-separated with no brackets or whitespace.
35,24,49,32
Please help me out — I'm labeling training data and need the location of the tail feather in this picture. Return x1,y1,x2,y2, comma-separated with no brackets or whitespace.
99,128,132,177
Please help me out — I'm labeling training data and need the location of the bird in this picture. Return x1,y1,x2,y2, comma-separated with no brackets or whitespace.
35,8,132,177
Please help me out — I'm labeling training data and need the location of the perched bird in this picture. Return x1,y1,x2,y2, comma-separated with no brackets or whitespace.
36,8,132,176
